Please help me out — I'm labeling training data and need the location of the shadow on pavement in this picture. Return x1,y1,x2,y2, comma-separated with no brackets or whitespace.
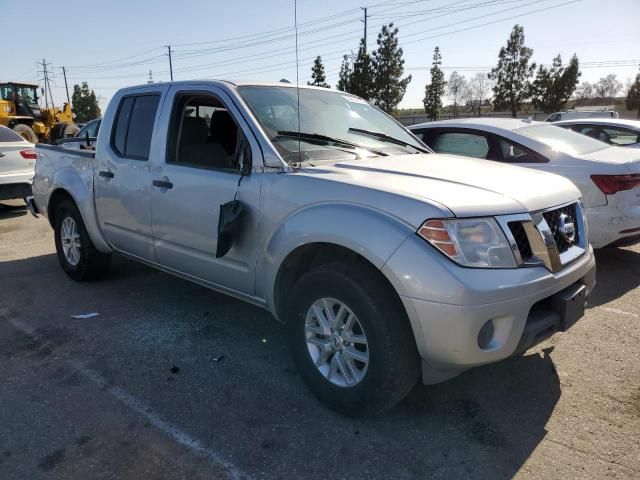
589,247,640,307
0,252,562,479
0,202,27,220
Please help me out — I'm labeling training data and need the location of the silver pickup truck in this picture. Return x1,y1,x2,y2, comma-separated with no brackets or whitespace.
31,81,596,415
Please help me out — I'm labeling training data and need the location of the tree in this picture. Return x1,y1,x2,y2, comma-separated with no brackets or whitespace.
308,56,330,88
446,71,468,118
466,73,494,117
371,23,412,113
350,38,375,100
337,55,353,92
71,82,101,123
594,74,623,100
489,24,535,117
625,70,640,119
530,54,581,113
575,81,596,99
423,47,446,120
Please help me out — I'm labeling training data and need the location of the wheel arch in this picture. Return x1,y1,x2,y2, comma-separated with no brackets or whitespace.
266,202,415,322
274,242,408,322
47,172,111,253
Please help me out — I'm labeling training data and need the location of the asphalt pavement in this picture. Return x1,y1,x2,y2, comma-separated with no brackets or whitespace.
0,199,638,479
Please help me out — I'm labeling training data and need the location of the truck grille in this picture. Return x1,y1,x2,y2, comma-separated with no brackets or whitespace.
542,203,579,254
508,221,533,261
504,202,585,272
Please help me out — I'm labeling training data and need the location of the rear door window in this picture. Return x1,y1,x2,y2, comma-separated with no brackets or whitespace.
0,126,25,142
112,94,160,159
78,119,101,138
433,132,489,158
601,127,639,146
497,137,546,163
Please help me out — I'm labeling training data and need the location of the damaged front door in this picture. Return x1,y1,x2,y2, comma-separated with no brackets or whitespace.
150,86,261,295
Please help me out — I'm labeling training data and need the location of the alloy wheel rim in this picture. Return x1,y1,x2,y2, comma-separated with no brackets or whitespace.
61,217,81,266
305,297,369,387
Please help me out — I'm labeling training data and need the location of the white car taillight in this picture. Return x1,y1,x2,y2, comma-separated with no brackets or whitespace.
19,149,37,160
590,174,640,195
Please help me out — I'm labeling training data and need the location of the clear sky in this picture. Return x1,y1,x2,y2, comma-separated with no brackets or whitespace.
3,0,639,112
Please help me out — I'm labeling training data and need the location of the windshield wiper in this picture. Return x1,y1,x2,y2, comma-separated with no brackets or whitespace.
276,131,389,157
348,127,430,153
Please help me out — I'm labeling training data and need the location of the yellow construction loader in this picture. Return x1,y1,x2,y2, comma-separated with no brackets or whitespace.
0,82,78,143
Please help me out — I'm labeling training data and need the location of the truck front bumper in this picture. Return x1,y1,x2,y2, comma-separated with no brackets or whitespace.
382,235,596,383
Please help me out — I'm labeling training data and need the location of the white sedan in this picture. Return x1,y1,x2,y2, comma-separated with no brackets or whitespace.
409,118,640,248
0,125,36,202
553,118,640,149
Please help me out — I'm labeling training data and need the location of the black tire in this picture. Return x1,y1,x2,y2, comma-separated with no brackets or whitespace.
54,200,111,281
13,124,38,143
50,123,66,143
286,262,420,416
62,123,80,138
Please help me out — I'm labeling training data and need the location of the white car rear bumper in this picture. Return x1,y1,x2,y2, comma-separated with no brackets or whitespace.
587,201,640,248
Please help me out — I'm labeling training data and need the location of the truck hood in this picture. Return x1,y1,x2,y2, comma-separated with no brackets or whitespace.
306,153,580,217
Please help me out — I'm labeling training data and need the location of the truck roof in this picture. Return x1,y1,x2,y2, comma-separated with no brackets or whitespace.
116,79,343,94
0,82,40,88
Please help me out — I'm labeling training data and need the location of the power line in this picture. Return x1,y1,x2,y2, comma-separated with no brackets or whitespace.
56,0,598,90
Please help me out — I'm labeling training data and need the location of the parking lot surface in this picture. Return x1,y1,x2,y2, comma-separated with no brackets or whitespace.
1,200,639,479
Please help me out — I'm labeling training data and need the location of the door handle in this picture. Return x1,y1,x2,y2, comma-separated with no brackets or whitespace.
152,179,173,189
0,153,5,158
98,170,114,179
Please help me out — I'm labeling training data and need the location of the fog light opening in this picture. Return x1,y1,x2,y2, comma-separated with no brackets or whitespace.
478,319,495,350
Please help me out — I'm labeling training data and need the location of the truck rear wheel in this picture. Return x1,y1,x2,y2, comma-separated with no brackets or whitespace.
286,262,420,416
54,200,111,281
13,124,38,143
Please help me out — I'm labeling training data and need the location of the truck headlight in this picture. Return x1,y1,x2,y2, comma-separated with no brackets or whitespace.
417,218,516,268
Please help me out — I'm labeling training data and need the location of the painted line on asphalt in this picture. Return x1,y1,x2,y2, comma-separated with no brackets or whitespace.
0,308,247,480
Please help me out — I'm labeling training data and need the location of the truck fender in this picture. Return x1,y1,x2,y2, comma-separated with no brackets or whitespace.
49,168,112,254
261,202,414,316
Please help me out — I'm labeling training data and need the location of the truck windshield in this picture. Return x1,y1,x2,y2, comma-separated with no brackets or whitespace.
238,86,427,164
516,124,609,156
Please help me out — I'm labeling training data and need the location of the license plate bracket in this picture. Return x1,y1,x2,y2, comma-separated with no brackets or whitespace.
551,283,587,331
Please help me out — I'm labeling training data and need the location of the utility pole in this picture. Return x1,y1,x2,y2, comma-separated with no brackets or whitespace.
165,45,174,81
61,66,71,105
361,7,368,49
40,58,55,109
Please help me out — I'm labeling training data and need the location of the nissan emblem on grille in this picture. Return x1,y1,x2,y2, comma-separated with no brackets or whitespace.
558,213,576,244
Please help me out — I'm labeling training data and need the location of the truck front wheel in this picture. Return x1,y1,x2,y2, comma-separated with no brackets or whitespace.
286,262,420,416
54,200,111,281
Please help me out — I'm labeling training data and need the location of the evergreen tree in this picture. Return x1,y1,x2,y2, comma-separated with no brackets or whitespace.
350,38,375,100
489,24,535,117
371,23,412,113
531,54,581,113
446,71,468,119
337,55,353,92
423,47,446,121
308,56,330,88
72,82,101,123
625,70,640,119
